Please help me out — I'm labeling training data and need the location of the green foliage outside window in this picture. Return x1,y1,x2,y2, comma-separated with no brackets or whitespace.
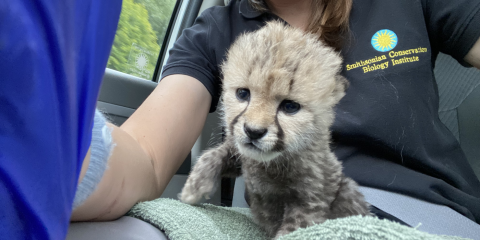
136,0,177,46
107,0,176,80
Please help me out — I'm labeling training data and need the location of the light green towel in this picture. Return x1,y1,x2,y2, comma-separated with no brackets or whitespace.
127,198,470,240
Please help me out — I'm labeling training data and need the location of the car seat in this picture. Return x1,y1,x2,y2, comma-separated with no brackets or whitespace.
435,53,480,180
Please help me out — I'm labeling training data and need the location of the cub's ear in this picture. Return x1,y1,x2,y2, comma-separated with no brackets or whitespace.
332,75,349,103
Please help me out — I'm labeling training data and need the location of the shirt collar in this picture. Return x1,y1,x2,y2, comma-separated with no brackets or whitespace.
239,0,264,19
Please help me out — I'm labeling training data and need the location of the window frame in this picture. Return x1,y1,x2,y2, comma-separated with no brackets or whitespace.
156,0,204,82
150,0,183,82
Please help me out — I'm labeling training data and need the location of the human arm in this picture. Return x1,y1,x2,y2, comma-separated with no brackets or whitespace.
420,0,480,69
72,5,223,221
465,37,480,69
71,74,211,221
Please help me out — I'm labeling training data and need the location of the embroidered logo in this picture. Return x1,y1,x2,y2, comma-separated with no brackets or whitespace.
371,29,398,52
346,29,428,73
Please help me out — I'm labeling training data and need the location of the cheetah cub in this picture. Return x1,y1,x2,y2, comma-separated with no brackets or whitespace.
179,21,370,239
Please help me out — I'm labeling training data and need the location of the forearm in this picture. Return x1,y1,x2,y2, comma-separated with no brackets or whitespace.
465,37,480,69
120,75,211,197
71,75,211,221
71,123,157,221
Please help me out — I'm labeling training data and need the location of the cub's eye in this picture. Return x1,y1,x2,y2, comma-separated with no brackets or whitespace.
236,88,250,101
280,100,301,114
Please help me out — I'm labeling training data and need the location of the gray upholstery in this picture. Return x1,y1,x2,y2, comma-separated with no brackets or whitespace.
458,85,480,179
199,0,226,16
232,176,249,208
435,53,480,179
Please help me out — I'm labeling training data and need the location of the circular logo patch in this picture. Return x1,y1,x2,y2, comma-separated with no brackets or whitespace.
371,29,398,52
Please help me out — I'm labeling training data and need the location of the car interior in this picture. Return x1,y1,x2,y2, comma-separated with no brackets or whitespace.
66,0,480,239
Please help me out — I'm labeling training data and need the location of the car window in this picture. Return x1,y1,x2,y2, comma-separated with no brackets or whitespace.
106,0,177,81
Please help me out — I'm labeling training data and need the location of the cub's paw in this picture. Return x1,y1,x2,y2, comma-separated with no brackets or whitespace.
178,174,216,205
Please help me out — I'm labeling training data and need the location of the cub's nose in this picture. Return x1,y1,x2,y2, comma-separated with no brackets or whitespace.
244,125,267,140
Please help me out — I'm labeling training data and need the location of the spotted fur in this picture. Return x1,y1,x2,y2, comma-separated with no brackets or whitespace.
179,21,370,239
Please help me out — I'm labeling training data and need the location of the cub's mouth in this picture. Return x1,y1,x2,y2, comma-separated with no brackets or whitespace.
244,141,261,151
237,139,281,162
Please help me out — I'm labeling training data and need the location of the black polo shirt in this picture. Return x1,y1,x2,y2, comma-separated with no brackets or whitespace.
162,0,480,223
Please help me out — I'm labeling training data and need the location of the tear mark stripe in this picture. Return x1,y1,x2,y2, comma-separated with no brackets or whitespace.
230,105,248,136
272,110,285,151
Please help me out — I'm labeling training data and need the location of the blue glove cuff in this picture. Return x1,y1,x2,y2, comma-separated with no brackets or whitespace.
73,109,115,209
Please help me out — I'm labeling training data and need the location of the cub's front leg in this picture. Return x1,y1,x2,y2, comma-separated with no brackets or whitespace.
179,140,240,204
271,201,332,239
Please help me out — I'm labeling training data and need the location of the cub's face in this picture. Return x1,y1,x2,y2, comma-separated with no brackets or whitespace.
221,22,347,162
